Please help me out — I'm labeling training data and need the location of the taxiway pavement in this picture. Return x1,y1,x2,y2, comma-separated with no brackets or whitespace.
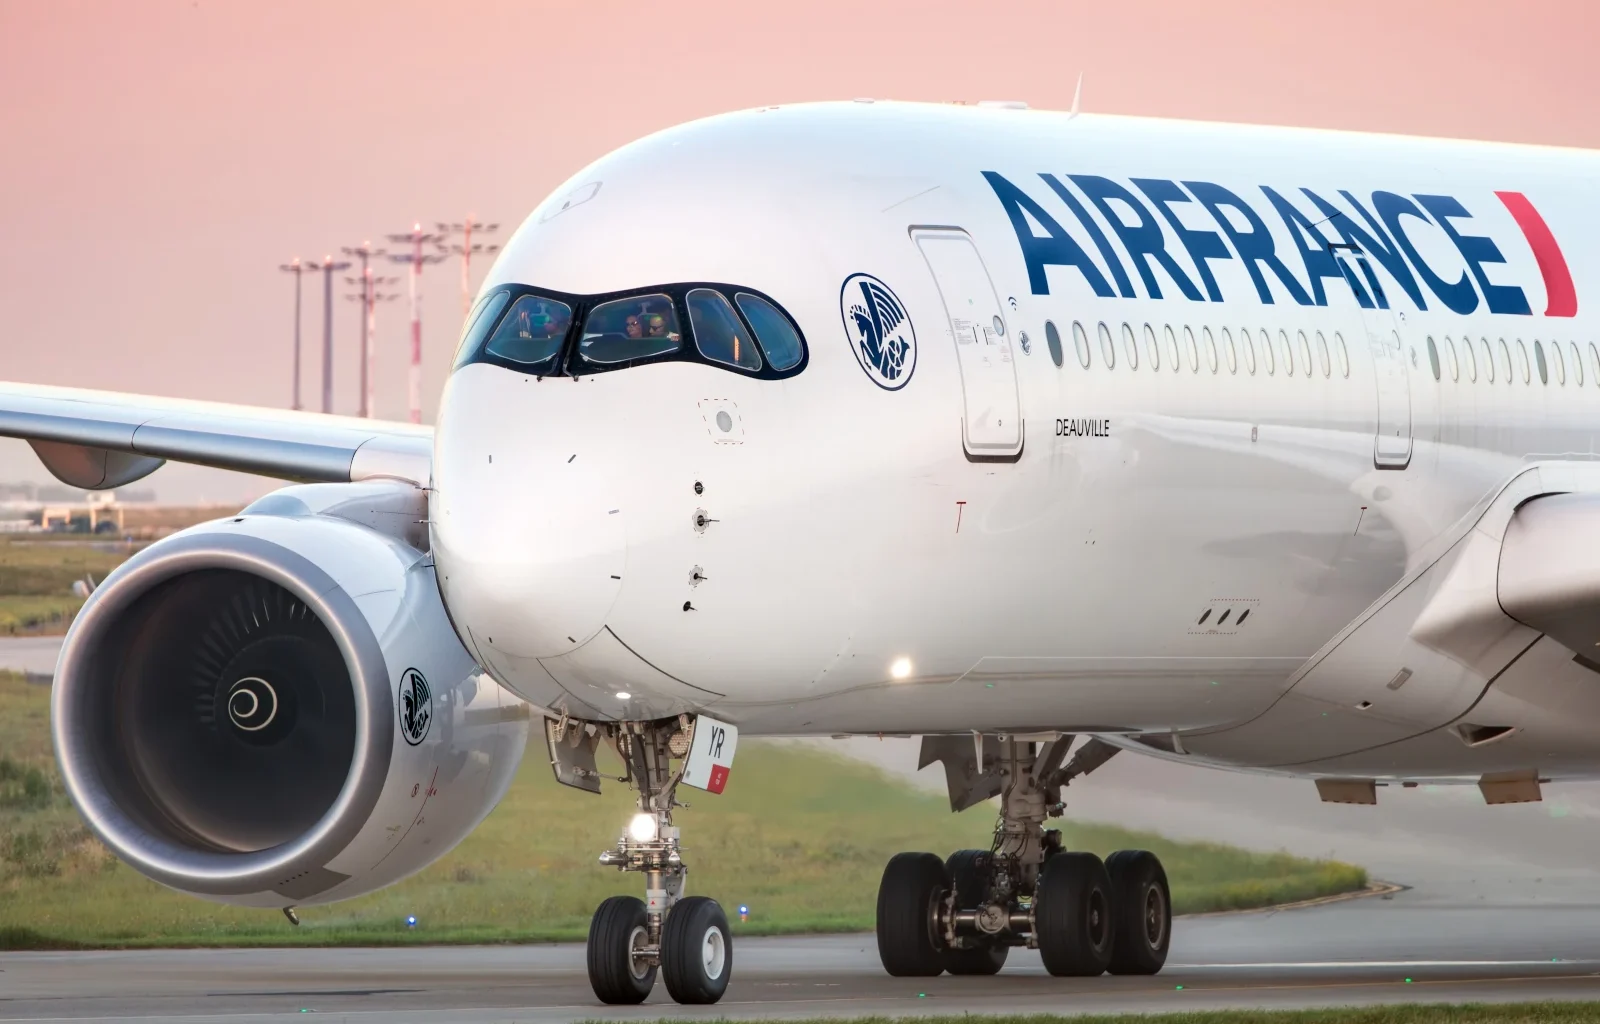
7,877,1600,1022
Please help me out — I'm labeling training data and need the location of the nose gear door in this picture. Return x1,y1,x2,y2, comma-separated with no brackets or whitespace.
913,228,1023,460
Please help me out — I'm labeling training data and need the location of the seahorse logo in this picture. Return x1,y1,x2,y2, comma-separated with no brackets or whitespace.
840,273,916,389
398,668,432,746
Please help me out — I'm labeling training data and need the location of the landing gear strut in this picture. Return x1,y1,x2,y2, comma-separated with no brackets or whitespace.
579,718,732,1005
877,735,1171,978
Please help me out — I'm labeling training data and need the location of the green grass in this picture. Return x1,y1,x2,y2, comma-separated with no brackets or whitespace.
0,537,137,634
0,594,88,633
0,670,1366,949
585,1012,1600,1024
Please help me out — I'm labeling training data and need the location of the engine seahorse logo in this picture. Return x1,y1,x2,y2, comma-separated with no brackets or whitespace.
398,668,432,746
840,273,916,389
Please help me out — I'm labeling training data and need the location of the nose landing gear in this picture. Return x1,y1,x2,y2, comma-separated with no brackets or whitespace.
576,717,733,1006
877,735,1171,979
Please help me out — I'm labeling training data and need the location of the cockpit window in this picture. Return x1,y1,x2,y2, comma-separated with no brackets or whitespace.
733,292,803,371
453,281,806,380
452,290,511,370
482,294,572,370
688,288,762,371
576,293,682,366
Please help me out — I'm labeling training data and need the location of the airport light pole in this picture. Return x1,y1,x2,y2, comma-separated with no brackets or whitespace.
386,224,448,425
344,278,400,419
278,258,312,410
439,217,500,319
341,242,394,419
312,255,352,414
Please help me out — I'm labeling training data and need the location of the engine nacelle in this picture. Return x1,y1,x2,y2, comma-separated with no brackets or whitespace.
52,482,530,908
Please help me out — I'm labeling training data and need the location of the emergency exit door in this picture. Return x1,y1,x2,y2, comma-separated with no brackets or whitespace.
914,229,1022,459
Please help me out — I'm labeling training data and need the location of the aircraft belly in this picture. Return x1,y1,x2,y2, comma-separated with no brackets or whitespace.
1269,638,1600,779
1179,464,1595,770
723,654,1306,735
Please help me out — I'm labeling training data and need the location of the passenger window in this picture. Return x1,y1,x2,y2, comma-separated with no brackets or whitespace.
577,293,681,366
1072,321,1092,368
453,290,512,369
1537,340,1554,385
688,289,761,371
734,292,803,370
1426,336,1440,381
1591,342,1600,385
1222,327,1237,374
1098,322,1116,368
1045,321,1063,367
1462,336,1477,381
1184,326,1199,372
1261,327,1275,375
1203,327,1218,373
1122,323,1139,369
482,293,572,370
1444,337,1459,382
1497,338,1513,383
1516,339,1532,383
1316,331,1331,378
1335,332,1350,377
1144,323,1160,370
1480,338,1495,383
1277,329,1293,377
1297,331,1312,378
1242,327,1258,375
1164,325,1180,372
1571,342,1584,386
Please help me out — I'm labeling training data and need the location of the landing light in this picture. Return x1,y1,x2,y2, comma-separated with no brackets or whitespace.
890,657,913,681
615,691,631,700
628,812,658,843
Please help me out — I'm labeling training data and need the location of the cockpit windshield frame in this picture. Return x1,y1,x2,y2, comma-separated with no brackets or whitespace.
455,280,808,381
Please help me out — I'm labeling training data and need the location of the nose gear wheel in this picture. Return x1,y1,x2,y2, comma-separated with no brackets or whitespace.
584,717,733,1006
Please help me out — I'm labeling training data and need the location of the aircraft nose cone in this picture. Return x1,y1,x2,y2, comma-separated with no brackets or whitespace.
434,449,625,661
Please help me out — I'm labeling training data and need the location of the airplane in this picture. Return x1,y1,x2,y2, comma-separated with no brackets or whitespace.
5,97,1600,1005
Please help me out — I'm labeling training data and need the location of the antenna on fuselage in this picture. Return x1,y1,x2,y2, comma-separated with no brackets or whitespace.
1067,72,1084,120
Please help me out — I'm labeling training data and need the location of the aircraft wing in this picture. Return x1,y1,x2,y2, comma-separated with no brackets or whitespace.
0,381,432,489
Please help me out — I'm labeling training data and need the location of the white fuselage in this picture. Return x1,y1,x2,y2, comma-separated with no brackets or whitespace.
430,101,1600,782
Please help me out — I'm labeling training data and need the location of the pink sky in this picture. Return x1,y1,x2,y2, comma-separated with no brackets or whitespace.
1,0,1596,500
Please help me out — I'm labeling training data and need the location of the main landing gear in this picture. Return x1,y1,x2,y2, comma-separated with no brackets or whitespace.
877,735,1171,978
570,717,732,1005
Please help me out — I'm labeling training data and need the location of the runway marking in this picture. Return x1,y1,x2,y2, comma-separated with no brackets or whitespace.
1145,970,1600,997
1172,959,1597,968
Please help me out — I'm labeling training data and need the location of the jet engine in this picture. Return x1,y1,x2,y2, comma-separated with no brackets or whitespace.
51,482,530,908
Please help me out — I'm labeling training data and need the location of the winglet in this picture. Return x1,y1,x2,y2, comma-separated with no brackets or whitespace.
1068,72,1083,120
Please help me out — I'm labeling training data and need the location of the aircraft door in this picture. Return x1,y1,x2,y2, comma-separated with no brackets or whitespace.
1334,247,1412,470
913,229,1022,459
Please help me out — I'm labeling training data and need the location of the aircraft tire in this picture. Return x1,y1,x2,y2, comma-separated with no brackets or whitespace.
876,851,949,976
1105,849,1171,975
943,849,1008,975
586,895,656,1004
1034,851,1115,977
660,895,732,1004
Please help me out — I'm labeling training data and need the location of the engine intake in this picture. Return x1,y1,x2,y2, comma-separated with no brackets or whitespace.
53,483,529,907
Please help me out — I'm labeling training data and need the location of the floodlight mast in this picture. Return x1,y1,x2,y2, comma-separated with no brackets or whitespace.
277,258,312,411
312,255,352,414
344,274,400,419
387,224,448,425
341,242,397,419
439,217,501,319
